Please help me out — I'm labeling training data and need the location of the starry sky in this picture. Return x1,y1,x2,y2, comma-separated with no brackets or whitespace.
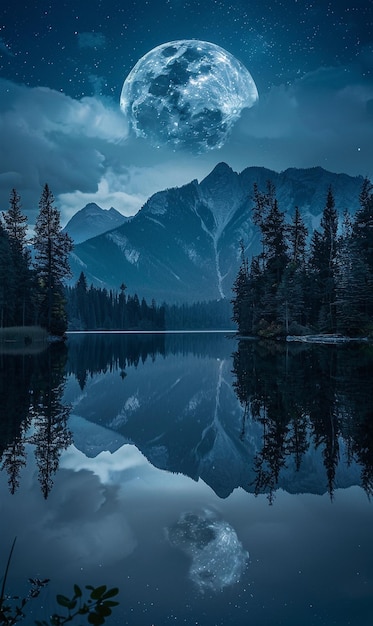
0,0,372,226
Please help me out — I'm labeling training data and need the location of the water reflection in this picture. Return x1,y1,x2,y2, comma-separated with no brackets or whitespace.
1,333,373,504
1,333,373,625
0,345,71,497
65,331,231,385
233,340,373,502
166,509,249,593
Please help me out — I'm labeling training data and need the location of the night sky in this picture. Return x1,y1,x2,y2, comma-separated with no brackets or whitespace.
0,0,372,225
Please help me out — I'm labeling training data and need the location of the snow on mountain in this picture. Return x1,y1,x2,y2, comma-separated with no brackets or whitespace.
65,348,362,499
68,164,364,302
63,203,129,244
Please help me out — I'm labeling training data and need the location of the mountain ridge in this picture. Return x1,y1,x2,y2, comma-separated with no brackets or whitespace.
68,163,364,302
63,202,129,244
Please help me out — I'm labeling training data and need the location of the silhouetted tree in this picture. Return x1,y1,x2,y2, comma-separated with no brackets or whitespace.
0,223,16,326
307,187,338,331
2,189,35,325
33,184,73,335
29,347,72,498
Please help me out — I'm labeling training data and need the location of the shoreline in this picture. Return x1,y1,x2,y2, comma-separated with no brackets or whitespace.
286,334,371,344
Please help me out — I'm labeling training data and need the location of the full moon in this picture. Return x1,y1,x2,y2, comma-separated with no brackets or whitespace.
120,40,258,152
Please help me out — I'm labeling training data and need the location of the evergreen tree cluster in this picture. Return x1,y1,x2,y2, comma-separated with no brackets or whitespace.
232,178,373,337
66,274,235,331
66,273,166,330
164,298,235,330
1,185,73,336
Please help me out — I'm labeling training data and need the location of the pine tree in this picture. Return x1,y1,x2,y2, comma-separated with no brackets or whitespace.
118,283,127,329
231,242,251,333
252,184,289,331
308,187,338,331
2,189,28,249
277,266,305,333
2,189,35,325
75,272,89,329
0,223,16,327
33,184,73,336
287,206,308,266
343,177,373,331
335,210,370,335
277,207,309,333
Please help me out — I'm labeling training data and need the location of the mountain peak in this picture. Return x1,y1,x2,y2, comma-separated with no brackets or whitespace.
202,162,235,183
64,203,128,244
83,202,102,211
70,164,364,302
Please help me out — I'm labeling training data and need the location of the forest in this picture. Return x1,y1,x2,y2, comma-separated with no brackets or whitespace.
65,276,234,331
232,177,373,337
0,184,234,333
1,334,372,502
0,185,73,336
2,176,373,337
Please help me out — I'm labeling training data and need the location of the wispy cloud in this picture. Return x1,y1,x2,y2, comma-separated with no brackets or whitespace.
78,32,107,49
233,63,373,177
0,79,128,224
1,62,372,229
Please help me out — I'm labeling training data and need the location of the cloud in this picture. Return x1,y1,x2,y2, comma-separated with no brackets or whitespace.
1,64,372,229
232,64,373,178
58,158,214,222
0,77,215,226
0,456,137,583
0,79,128,224
78,32,107,49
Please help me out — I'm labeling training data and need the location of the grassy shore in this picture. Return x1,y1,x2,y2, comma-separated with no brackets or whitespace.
0,326,49,353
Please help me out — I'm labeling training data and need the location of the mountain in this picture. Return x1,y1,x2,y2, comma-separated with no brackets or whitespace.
63,203,129,243
64,333,363,499
69,164,364,302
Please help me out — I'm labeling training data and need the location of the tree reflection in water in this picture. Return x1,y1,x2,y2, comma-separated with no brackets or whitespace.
2,333,373,503
0,344,71,498
232,340,373,503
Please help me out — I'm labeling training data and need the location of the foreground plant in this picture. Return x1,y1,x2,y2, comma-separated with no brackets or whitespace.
0,539,119,626
35,584,119,626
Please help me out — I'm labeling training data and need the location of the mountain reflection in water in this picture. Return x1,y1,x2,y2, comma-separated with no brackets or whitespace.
1,332,373,626
1,332,373,501
63,332,373,502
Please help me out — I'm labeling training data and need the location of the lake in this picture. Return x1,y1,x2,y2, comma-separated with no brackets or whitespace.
0,331,372,626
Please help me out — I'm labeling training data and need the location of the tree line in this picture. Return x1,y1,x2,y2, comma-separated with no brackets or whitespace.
66,277,234,331
66,273,166,331
232,178,373,337
1,186,73,336
0,186,168,337
1,185,234,335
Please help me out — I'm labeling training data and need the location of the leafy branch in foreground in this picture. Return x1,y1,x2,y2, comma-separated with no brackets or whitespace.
0,537,50,626
35,584,119,626
0,539,119,626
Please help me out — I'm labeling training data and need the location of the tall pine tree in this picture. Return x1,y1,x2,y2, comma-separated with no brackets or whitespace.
33,184,73,336
308,187,338,331
2,189,35,325
232,242,251,334
0,223,16,327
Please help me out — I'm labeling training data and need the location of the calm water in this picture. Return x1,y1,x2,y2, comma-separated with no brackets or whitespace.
0,332,372,626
